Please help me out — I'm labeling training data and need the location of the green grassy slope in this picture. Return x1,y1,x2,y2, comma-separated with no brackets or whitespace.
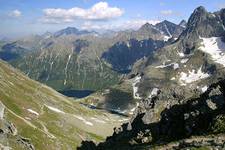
0,60,127,149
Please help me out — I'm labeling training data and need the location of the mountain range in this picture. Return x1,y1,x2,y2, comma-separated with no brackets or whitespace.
78,6,225,149
1,5,225,150
0,19,185,92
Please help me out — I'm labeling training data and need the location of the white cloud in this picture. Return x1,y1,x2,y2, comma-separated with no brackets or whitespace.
159,2,165,6
81,19,160,30
9,10,22,18
120,20,160,29
160,10,173,15
160,10,180,16
41,2,124,24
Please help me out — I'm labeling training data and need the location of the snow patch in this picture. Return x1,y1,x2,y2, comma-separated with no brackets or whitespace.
178,52,185,57
118,118,130,122
84,121,93,126
201,86,208,92
0,102,5,120
132,76,142,99
90,117,106,124
64,52,73,85
181,58,189,64
173,63,179,69
163,35,171,41
74,115,93,126
155,62,179,70
27,109,39,116
164,23,172,37
170,77,176,80
46,105,65,114
126,42,131,48
25,117,31,120
179,67,210,86
129,102,140,115
130,107,136,112
148,88,159,98
199,37,225,67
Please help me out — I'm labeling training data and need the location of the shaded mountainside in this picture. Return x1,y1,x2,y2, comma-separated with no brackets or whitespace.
101,38,165,72
0,60,128,149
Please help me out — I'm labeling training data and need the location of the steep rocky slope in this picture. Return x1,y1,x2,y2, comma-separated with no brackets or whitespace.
78,78,225,149
77,6,225,150
0,60,128,149
83,6,225,115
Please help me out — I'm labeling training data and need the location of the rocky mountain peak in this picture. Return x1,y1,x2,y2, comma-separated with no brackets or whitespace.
53,27,93,37
193,6,207,14
179,20,187,28
187,6,208,26
139,22,154,31
180,6,225,40
155,20,185,38
161,20,172,25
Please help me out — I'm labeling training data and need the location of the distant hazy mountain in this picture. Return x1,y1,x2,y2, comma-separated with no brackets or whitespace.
53,27,97,37
0,20,185,92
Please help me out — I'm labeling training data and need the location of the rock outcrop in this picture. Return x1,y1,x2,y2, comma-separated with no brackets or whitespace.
78,78,225,149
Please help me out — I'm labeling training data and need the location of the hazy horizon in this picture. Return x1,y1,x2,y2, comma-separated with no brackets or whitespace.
0,0,225,38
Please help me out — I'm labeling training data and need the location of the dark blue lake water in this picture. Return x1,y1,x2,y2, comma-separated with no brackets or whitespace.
59,90,94,98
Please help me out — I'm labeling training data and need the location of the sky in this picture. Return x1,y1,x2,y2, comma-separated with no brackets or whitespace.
0,0,225,38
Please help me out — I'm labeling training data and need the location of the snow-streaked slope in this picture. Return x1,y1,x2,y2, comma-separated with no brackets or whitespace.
199,37,225,67
179,67,210,86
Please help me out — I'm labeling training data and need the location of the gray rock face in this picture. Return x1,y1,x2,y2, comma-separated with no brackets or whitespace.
5,122,17,136
179,20,187,28
0,119,35,150
181,6,225,39
155,20,185,38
